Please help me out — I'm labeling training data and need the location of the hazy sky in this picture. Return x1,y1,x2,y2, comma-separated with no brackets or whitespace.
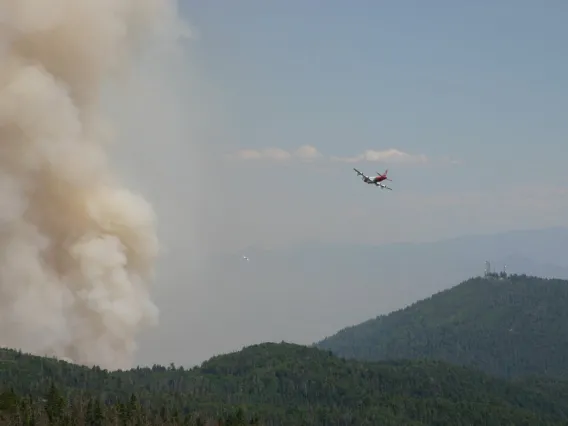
160,1,568,251
113,2,568,366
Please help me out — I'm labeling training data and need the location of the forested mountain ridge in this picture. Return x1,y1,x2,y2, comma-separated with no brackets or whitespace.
316,274,568,379
2,342,568,425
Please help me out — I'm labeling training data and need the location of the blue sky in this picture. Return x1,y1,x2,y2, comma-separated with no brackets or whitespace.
172,1,568,249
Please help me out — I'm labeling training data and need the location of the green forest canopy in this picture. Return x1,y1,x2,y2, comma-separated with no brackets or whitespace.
2,342,568,425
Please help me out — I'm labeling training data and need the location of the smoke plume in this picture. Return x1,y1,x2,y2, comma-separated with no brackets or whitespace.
0,0,186,369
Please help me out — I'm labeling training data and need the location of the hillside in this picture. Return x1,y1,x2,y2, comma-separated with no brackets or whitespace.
3,343,568,425
316,274,568,379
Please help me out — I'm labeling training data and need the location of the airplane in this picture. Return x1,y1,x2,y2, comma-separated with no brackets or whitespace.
242,255,250,261
353,168,392,190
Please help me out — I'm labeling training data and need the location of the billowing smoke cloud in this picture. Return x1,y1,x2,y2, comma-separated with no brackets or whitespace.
0,0,187,369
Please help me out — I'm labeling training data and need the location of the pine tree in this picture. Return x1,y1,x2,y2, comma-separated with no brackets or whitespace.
44,382,66,424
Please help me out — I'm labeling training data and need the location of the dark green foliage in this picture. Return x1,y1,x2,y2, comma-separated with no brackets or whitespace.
317,274,568,379
1,342,568,424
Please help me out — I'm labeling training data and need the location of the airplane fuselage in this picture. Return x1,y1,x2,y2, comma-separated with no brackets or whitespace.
363,175,385,183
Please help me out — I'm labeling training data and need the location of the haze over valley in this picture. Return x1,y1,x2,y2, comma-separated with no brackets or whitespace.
138,226,568,367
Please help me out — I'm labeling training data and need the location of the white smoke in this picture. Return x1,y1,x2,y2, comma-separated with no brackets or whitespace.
0,0,188,369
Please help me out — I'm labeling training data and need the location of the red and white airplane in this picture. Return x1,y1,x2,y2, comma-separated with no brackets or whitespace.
353,168,392,190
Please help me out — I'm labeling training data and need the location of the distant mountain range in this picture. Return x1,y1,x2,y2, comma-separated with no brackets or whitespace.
139,226,568,366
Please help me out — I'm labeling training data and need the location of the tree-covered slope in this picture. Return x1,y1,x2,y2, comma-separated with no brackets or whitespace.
2,342,568,425
316,274,568,379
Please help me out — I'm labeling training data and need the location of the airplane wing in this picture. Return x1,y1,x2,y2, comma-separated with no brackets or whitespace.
375,183,392,190
353,168,364,176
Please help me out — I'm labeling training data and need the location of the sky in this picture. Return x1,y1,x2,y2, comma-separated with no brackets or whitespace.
153,0,568,251
102,2,568,366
